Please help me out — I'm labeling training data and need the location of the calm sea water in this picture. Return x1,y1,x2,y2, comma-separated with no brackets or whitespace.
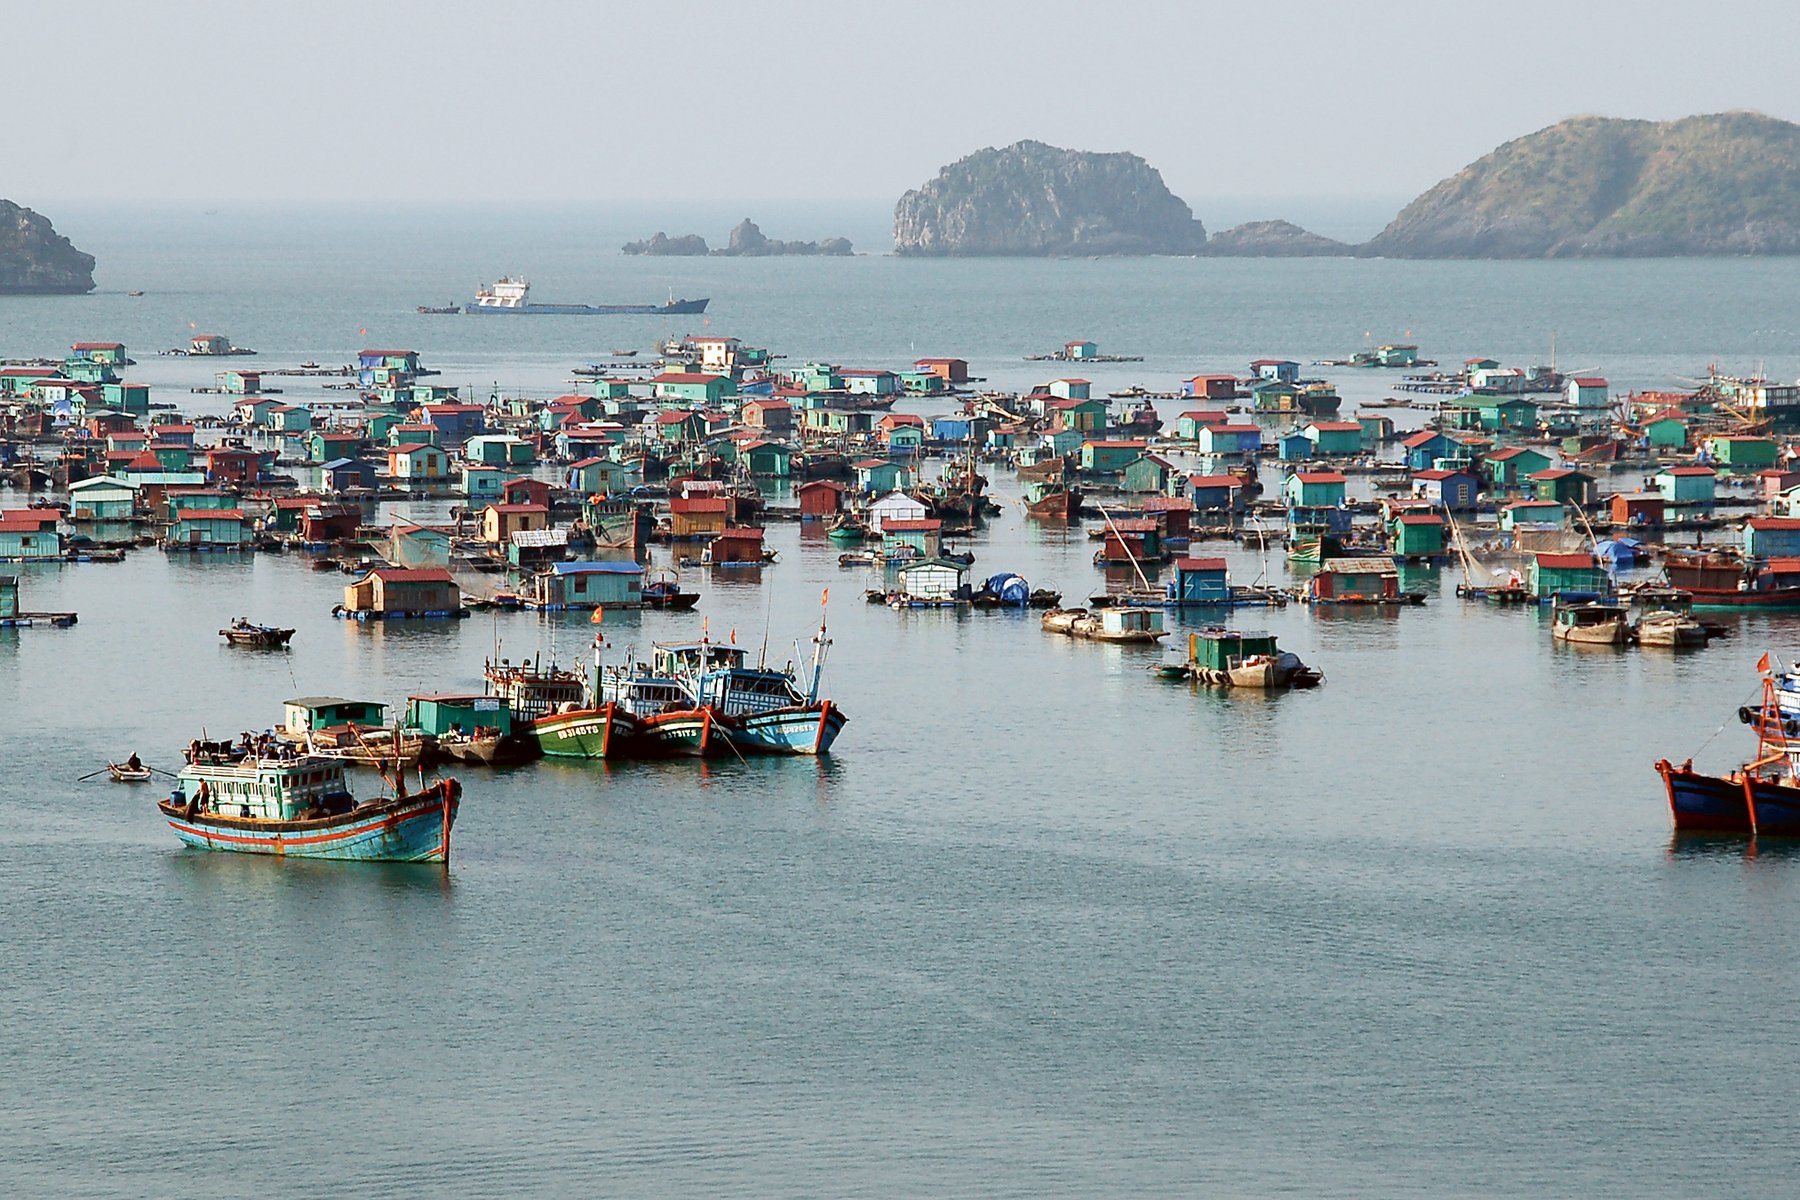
4,206,1800,1197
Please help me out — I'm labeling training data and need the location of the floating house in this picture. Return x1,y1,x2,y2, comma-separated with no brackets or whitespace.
894,558,968,603
464,434,534,469
741,397,794,433
1080,440,1149,477
388,444,449,482
1401,430,1453,472
1411,468,1480,510
1390,512,1446,558
1284,471,1347,509
282,697,388,740
867,491,927,534
669,495,729,540
1197,424,1262,456
1185,375,1239,401
1186,474,1246,514
913,357,970,384
480,503,548,546
341,567,461,618
1528,552,1608,600
1654,465,1717,509
1303,422,1363,455
797,479,846,520
164,508,249,550
404,694,512,739
853,458,910,494
707,527,767,565
1565,376,1609,410
1502,498,1566,532
1171,557,1230,605
320,458,376,492
1744,518,1800,559
1250,358,1300,383
1308,559,1404,603
68,475,137,520
1706,435,1779,471
1484,446,1555,490
0,511,63,560
1528,467,1596,505
1122,454,1176,495
882,518,942,559
1174,411,1229,440
1609,493,1665,530
524,561,644,610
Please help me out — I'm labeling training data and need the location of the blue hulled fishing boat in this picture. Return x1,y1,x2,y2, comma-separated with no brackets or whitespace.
158,741,459,863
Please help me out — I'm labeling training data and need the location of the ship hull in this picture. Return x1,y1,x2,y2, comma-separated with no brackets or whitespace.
464,299,709,316
638,709,731,757
729,703,847,756
1657,760,1752,835
158,783,459,863
529,703,640,759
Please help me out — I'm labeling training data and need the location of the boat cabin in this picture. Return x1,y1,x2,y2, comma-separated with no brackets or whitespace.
1100,608,1163,638
283,697,389,739
405,694,513,738
174,754,352,822
1187,629,1279,672
1308,559,1403,603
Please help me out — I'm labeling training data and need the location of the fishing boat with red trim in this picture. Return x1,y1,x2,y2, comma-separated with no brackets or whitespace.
158,740,459,863
1661,550,1800,609
484,646,642,760
1658,652,1800,836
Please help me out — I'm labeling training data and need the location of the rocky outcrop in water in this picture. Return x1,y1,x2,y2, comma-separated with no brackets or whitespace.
1364,111,1800,258
1205,220,1352,257
622,220,853,257
621,232,711,256
0,200,95,294
719,219,852,256
893,140,1207,256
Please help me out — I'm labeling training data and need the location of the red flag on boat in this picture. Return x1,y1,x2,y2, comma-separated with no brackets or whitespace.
591,607,604,625
821,588,829,606
1758,652,1771,673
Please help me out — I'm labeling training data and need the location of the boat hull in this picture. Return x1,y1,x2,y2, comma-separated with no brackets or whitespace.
159,782,460,863
729,702,848,756
1745,775,1800,838
529,703,640,759
1657,760,1752,835
638,709,730,757
464,299,709,316
1554,621,1629,645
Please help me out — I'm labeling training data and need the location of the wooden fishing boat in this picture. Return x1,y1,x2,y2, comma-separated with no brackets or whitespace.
159,746,460,863
1170,629,1324,689
1026,486,1083,520
641,569,700,610
1634,609,1708,648
1043,606,1166,644
220,617,295,648
1552,600,1629,645
1656,758,1754,834
108,761,153,783
825,517,867,545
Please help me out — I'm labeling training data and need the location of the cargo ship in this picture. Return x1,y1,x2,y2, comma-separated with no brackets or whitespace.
463,276,708,316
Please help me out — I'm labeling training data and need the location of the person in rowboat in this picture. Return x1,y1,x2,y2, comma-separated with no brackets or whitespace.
126,753,142,772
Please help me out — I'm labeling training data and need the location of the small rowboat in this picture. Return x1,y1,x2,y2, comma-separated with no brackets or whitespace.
221,618,295,648
109,762,153,783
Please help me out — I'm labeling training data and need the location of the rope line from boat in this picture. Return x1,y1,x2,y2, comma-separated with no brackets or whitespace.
1691,680,1773,762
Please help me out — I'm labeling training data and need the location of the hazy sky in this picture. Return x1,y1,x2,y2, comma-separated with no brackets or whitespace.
16,0,1799,210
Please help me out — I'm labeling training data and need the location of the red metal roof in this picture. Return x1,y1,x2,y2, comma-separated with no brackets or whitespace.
369,567,454,582
1571,376,1608,387
71,341,124,350
1747,518,1800,530
1397,513,1445,524
1084,440,1148,449
717,526,765,539
1294,472,1347,484
652,372,724,385
483,504,547,514
881,519,941,531
1178,410,1228,423
1413,469,1471,481
1186,474,1243,488
1175,557,1228,570
1534,553,1595,568
1660,466,1717,476
1109,519,1160,532
1309,422,1363,432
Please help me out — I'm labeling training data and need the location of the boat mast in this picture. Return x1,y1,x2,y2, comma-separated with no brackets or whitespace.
808,590,831,704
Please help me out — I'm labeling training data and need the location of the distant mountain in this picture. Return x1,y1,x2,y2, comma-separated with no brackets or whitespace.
893,140,1207,256
0,200,95,294
620,231,710,256
1365,112,1800,258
